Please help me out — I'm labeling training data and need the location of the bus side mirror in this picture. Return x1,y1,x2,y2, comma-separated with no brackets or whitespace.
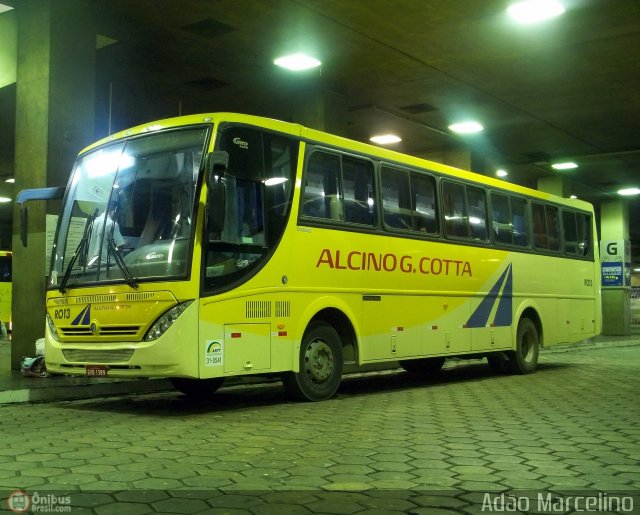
20,206,28,247
205,152,229,234
204,151,229,188
16,186,65,247
207,182,226,233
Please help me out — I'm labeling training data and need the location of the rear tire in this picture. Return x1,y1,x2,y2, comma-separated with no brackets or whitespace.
399,356,446,374
170,377,224,399
508,317,539,374
487,319,539,375
282,321,343,401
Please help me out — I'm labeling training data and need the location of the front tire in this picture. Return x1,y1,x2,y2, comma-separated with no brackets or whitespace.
282,321,343,401
170,377,224,399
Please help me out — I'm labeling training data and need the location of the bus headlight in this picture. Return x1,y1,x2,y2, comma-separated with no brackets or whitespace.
144,300,194,341
46,313,60,342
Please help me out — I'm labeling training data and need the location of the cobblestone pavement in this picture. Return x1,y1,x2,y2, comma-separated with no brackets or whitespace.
1,344,639,514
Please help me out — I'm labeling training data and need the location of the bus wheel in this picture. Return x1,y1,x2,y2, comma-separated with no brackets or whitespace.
170,377,224,399
508,317,540,374
399,357,445,374
282,321,343,402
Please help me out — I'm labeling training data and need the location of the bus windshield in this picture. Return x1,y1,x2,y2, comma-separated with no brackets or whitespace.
49,126,209,289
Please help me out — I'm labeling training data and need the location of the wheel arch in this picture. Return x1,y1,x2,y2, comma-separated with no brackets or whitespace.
516,304,544,348
296,297,360,368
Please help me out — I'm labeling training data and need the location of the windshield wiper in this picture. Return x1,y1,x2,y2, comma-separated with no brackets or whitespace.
58,212,96,293
58,236,89,294
107,238,138,289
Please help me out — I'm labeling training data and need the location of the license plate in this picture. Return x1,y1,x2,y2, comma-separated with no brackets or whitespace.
86,365,108,377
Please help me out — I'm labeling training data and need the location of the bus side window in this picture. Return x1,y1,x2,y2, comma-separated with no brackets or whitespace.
511,197,529,246
342,157,375,226
532,203,548,249
263,135,298,244
412,173,438,234
546,205,560,251
563,211,591,257
576,213,591,256
491,193,513,244
381,166,411,230
562,211,579,255
443,181,468,238
302,152,342,221
467,186,487,241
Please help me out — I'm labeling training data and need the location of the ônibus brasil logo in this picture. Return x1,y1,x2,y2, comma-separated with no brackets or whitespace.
6,490,72,513
7,490,30,513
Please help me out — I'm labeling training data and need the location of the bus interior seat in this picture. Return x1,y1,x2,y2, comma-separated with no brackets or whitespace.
344,199,373,225
138,188,172,246
384,210,412,230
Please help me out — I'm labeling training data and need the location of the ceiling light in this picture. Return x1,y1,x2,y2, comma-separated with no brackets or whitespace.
634,268,640,272
551,162,578,170
370,134,401,145
508,0,565,24
0,4,14,14
618,187,640,197
496,169,508,178
570,195,578,199
273,53,321,71
0,197,11,203
448,121,484,134
264,177,288,186
5,178,14,183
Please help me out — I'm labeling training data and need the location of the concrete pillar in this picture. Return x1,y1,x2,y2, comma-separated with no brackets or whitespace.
11,0,95,369
290,89,348,137
537,176,571,198
599,200,631,335
419,148,471,171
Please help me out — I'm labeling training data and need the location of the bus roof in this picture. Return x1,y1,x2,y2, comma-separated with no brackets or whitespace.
81,112,593,212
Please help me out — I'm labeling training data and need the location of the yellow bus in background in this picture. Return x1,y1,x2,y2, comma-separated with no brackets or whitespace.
0,250,11,334
17,113,600,401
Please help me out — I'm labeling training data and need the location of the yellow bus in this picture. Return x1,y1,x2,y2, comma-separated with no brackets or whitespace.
17,113,600,401
0,250,11,334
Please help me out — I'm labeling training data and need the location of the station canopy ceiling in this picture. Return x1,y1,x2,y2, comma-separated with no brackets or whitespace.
0,0,639,264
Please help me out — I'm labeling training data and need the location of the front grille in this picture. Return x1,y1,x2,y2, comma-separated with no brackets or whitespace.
62,349,134,363
60,327,92,336
59,325,141,337
100,326,141,336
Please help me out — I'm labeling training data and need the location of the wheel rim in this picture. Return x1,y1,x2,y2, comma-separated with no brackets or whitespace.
521,327,536,363
304,338,334,383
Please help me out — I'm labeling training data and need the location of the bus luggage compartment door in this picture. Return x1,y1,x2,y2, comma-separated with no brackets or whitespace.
223,323,271,374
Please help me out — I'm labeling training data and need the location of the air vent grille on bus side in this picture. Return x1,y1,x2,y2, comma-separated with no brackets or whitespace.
126,292,155,301
246,301,271,319
275,301,291,318
74,294,117,304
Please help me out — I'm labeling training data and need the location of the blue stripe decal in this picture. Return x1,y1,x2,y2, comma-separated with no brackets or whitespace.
466,265,510,328
71,305,90,326
492,265,513,327
81,304,91,325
